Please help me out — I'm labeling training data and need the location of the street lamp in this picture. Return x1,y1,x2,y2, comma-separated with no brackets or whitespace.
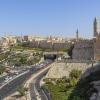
0,95,2,100
91,58,94,67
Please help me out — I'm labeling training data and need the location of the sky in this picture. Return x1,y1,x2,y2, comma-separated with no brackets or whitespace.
0,0,100,38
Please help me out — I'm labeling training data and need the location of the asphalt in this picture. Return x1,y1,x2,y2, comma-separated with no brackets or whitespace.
0,60,52,100
30,69,52,100
0,69,31,99
0,72,21,86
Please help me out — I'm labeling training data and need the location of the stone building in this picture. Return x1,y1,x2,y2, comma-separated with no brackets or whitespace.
72,17,100,61
93,17,100,60
24,35,32,41
32,40,39,48
72,40,94,60
39,41,53,49
31,39,72,50
94,17,98,37
76,29,79,42
94,36,100,60
53,42,70,50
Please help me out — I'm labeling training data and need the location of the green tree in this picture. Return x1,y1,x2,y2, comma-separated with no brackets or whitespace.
19,57,27,64
67,45,74,58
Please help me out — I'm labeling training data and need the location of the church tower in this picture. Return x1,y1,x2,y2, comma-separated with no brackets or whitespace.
94,17,98,37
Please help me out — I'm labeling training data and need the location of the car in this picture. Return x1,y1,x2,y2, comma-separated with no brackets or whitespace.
9,77,12,80
14,72,19,75
5,76,9,80
4,79,9,83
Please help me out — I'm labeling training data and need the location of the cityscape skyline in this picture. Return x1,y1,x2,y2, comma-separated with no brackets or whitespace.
0,0,100,38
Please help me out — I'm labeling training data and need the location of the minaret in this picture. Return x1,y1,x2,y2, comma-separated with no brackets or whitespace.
94,17,98,37
76,29,79,41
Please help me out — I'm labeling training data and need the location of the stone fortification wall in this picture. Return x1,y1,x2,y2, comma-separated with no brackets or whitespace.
72,40,94,60
45,62,91,78
94,36,100,60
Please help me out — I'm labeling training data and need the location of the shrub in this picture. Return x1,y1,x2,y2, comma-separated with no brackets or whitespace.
17,85,28,96
69,78,78,87
0,67,5,75
69,69,82,79
67,45,74,58
72,96,82,100
19,57,27,64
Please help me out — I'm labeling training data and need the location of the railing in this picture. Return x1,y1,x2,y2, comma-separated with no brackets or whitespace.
56,59,95,63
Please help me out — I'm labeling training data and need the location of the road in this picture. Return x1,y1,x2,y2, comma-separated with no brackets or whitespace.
29,61,100,100
30,69,52,100
0,60,52,100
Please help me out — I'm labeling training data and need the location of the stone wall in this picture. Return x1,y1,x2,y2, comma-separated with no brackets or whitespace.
53,42,70,50
31,40,71,50
72,40,94,60
45,62,91,79
94,36,100,60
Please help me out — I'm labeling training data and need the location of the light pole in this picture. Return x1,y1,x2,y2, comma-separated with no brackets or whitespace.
0,95,2,100
91,58,94,67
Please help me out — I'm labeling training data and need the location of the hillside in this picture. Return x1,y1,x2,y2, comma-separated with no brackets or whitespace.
43,62,100,100
69,64,100,100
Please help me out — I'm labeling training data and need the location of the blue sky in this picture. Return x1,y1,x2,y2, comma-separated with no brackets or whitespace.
0,0,100,38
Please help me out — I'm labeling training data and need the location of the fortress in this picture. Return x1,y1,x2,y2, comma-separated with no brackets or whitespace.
72,39,94,60
93,17,100,60
72,17,100,61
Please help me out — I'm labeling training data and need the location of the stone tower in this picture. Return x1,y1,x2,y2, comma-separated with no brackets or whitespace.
76,29,79,41
94,17,98,37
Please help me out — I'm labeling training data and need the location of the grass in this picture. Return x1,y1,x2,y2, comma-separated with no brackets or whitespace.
45,82,67,100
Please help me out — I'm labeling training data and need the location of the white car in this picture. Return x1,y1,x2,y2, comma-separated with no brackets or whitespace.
9,77,12,80
5,76,9,80
4,79,9,83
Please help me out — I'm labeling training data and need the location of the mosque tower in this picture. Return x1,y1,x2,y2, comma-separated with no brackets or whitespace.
76,29,79,41
94,17,99,37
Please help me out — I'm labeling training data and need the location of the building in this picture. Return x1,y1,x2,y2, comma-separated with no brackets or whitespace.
94,35,100,60
93,17,98,37
23,35,33,42
72,39,94,60
76,29,79,42
72,17,100,61
53,42,70,50
93,17,100,60
16,36,23,43
39,40,53,49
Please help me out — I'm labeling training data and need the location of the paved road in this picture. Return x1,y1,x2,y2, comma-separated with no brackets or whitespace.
0,60,52,100
30,69,52,100
30,62,100,100
0,72,18,87
0,70,31,99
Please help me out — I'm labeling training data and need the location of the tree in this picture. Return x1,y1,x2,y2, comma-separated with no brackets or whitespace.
19,57,27,64
67,45,74,58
